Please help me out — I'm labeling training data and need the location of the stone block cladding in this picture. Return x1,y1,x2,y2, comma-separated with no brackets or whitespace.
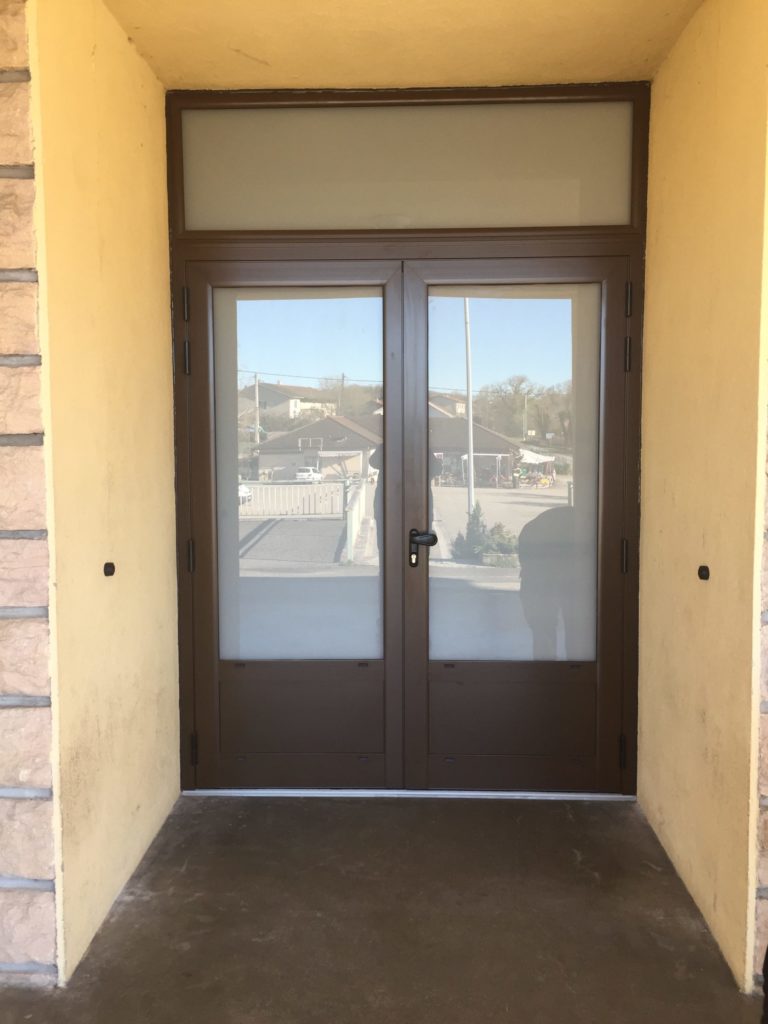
756,456,768,986
0,0,57,989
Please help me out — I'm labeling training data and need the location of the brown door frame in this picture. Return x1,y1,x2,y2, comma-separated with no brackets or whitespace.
167,84,647,793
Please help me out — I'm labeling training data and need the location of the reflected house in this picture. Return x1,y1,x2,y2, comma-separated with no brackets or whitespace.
240,381,338,421
251,410,521,486
371,397,459,418
254,414,383,481
429,393,467,418
429,418,521,485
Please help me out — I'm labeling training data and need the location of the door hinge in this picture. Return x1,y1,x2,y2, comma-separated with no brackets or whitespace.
187,538,196,573
624,336,632,372
625,281,633,318
181,288,191,374
190,732,199,767
619,733,627,771
621,537,629,574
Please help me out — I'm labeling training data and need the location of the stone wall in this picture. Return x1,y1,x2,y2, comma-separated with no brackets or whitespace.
0,0,56,988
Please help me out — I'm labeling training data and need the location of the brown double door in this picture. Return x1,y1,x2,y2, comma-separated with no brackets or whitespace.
182,256,636,792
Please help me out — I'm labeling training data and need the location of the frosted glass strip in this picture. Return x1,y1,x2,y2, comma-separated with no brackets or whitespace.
182,103,633,230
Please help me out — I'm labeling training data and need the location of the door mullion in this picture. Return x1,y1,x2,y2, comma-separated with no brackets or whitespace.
383,263,406,788
402,264,431,789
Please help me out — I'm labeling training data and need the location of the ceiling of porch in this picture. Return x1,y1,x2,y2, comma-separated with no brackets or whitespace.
103,0,705,91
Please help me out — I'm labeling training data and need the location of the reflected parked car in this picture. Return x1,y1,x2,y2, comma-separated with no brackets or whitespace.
295,467,322,482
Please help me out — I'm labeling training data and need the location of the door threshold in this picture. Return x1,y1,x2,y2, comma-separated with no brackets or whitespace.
184,788,636,801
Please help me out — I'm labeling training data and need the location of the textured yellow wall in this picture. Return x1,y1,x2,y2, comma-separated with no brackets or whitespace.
21,0,768,994
640,0,768,990
28,0,178,981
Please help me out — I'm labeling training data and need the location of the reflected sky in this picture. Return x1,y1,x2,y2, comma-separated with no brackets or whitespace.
429,297,571,391
235,294,573,392
237,295,383,388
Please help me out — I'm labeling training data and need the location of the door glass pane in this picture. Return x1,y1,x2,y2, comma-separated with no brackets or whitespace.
182,102,633,230
428,284,600,661
214,287,384,660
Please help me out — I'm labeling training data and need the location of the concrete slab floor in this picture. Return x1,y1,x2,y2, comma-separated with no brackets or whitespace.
0,797,761,1023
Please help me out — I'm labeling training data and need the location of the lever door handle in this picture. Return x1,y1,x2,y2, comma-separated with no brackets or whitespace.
409,528,438,567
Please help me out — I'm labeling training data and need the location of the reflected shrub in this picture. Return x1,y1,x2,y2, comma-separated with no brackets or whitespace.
451,503,519,565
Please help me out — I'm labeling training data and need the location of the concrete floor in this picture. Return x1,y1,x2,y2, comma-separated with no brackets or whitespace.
0,797,761,1024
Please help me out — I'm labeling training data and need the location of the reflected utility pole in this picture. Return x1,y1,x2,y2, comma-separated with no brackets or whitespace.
464,298,475,517
253,372,260,460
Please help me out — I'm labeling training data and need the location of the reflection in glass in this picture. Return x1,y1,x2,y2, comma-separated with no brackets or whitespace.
428,285,600,661
214,287,384,660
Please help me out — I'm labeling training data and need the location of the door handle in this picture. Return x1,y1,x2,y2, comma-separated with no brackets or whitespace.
409,528,438,567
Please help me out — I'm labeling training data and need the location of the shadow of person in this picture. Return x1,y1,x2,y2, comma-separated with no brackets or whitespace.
517,505,583,660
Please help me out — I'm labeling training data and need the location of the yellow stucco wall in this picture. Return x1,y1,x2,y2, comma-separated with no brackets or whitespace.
640,0,768,990
103,0,705,90
27,0,179,981
18,0,768,994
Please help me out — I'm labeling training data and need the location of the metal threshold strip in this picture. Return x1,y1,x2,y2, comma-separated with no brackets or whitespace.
185,789,636,801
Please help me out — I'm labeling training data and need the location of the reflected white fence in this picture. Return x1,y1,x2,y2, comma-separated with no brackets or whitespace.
344,479,368,558
238,479,371,563
239,481,344,518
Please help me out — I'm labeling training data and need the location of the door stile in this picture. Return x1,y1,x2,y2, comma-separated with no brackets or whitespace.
175,271,197,791
382,262,406,788
620,255,642,794
593,258,633,792
402,263,431,788
186,263,223,787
